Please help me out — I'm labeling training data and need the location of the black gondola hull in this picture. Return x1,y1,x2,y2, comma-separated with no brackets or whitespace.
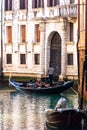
9,78,73,94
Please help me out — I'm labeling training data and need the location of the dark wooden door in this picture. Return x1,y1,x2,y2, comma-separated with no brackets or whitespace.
50,32,61,76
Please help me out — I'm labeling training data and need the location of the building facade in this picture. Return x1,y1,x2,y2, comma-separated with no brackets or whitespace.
78,0,87,99
0,2,1,75
2,0,78,78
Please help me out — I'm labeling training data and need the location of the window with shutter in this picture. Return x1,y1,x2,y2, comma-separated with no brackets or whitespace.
7,26,12,43
69,23,73,41
36,24,40,42
20,25,26,43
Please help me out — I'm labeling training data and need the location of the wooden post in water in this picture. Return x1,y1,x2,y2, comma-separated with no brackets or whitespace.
0,0,3,78
80,61,85,109
85,0,87,101
80,0,87,109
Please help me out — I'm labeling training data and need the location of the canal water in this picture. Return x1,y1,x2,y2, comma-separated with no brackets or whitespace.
0,89,85,130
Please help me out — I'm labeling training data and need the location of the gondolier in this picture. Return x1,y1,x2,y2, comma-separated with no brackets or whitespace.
47,67,54,86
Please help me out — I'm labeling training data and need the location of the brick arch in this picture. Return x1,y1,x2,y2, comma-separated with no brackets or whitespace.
50,31,61,76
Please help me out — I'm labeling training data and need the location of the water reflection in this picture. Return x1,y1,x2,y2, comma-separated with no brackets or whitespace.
0,90,82,130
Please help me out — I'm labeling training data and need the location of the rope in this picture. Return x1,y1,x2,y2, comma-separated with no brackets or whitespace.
70,87,78,95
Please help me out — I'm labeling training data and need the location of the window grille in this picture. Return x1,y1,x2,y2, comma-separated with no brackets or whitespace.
34,54,40,65
6,54,12,64
20,54,26,64
67,54,73,65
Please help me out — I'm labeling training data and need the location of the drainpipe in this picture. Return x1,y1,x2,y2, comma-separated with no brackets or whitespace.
77,0,80,84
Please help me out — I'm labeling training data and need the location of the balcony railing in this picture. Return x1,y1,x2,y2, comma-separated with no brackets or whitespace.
58,4,77,17
4,10,28,21
30,4,77,19
4,4,77,21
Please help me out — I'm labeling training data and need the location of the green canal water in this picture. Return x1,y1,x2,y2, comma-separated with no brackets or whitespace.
0,89,85,130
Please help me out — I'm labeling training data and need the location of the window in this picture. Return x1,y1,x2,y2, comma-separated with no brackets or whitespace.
47,0,59,7
6,54,12,64
69,23,73,41
5,0,12,11
20,54,26,64
35,24,40,42
6,26,12,43
70,0,75,4
67,54,73,65
20,0,28,9
34,54,40,65
20,25,26,43
32,0,44,8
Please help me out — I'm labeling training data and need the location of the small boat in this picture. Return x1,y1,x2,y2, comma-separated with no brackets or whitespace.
9,78,73,94
45,98,87,128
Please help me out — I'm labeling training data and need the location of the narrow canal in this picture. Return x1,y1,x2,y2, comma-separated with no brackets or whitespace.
0,89,85,130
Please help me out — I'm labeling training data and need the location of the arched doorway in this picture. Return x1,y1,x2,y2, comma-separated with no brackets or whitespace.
50,32,61,76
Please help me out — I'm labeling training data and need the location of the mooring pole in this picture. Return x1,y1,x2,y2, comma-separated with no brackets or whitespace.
0,0,3,78
80,61,85,109
85,0,87,95
80,0,87,109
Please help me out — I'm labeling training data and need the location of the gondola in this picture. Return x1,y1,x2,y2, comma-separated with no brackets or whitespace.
9,78,73,94
45,98,87,128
